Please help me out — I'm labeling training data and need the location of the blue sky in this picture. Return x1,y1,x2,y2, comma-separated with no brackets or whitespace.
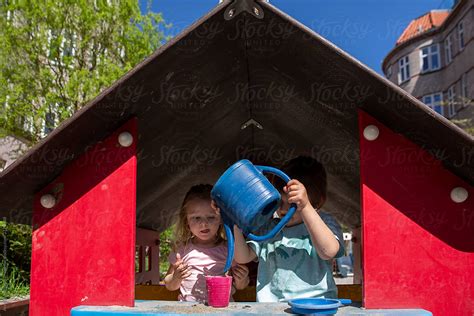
142,0,454,74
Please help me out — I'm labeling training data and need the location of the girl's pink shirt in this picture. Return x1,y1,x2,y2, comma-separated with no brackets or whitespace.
169,242,234,302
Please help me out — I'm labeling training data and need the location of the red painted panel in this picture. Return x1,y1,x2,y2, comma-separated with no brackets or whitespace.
30,118,137,316
359,111,474,315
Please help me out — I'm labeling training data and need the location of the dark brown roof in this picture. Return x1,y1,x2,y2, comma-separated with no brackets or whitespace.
1,0,472,230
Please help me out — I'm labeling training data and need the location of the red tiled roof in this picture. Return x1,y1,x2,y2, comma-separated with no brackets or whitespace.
396,10,450,45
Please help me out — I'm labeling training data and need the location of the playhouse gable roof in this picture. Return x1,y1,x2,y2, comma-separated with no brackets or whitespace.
0,0,472,229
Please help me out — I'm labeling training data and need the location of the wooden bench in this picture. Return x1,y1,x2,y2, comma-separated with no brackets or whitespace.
135,284,362,302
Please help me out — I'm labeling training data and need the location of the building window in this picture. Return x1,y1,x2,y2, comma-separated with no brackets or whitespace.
420,44,440,72
398,55,410,84
44,112,55,135
458,21,465,50
4,94,9,108
61,31,76,58
447,85,456,118
6,2,15,23
461,73,468,107
386,65,392,78
0,158,6,171
445,35,453,65
422,93,443,115
47,29,61,64
21,116,34,134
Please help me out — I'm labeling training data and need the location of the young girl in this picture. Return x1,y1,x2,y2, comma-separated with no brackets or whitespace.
164,184,249,303
233,156,344,302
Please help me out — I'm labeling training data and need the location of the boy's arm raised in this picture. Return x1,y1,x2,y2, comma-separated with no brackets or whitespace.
286,179,340,260
301,205,340,260
233,225,257,264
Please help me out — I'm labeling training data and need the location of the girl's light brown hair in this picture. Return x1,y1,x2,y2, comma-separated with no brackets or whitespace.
172,184,225,250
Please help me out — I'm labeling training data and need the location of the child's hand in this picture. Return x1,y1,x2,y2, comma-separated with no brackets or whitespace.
284,179,311,212
231,264,249,289
172,253,191,281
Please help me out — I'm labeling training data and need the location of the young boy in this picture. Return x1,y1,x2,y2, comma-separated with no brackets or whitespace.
233,156,344,301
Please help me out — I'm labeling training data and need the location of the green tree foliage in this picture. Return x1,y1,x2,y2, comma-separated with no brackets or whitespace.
0,0,168,142
452,118,474,136
0,220,31,298
159,226,174,280
0,0,170,295
0,221,31,279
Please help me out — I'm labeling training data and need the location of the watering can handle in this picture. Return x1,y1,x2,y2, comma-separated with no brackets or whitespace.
246,166,297,242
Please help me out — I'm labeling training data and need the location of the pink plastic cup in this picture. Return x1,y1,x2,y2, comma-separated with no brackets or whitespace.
205,275,232,308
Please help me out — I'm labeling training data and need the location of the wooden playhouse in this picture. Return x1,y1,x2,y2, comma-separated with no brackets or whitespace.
0,0,473,315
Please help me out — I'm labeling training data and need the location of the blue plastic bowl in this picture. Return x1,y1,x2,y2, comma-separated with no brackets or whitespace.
288,298,352,315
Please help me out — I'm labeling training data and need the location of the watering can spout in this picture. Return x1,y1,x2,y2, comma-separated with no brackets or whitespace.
222,222,234,273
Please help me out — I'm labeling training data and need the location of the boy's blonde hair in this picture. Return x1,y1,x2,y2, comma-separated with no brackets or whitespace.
172,184,225,250
279,156,327,210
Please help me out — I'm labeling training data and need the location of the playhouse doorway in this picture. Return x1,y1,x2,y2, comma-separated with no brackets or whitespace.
133,140,364,301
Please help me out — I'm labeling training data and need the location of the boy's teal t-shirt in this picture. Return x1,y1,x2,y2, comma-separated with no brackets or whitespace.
247,211,344,302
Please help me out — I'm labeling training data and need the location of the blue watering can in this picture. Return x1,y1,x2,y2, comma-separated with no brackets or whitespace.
211,159,297,272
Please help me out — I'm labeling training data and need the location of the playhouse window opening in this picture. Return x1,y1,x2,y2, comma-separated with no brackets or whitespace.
135,227,166,286
333,231,356,282
135,245,142,273
144,246,152,272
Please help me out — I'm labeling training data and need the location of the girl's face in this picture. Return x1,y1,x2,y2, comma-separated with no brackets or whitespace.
186,198,221,246
277,191,303,227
